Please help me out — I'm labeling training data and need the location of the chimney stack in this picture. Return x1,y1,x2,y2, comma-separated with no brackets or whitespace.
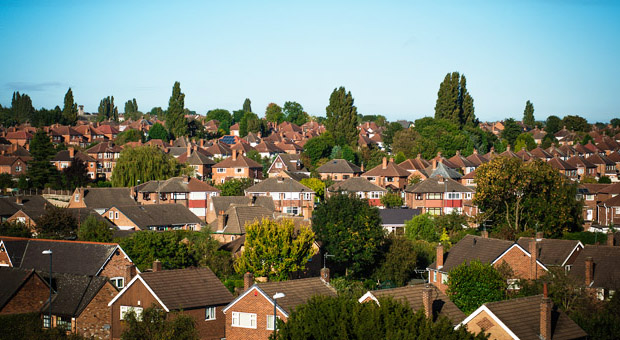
186,144,191,157
244,272,254,291
200,139,205,148
360,163,364,172
540,283,552,340
536,231,544,241
217,211,226,231
125,264,137,281
585,257,594,286
530,239,538,280
607,230,614,246
389,157,394,164
153,260,162,272
320,267,330,283
232,149,237,161
422,286,433,319
382,157,387,169
436,243,444,269
432,159,437,170
481,230,488,238
15,196,22,205
69,147,75,158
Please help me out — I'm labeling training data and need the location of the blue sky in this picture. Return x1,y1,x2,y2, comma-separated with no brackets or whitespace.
1,0,618,123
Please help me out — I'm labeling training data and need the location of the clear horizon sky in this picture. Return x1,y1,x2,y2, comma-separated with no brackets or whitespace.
1,0,618,123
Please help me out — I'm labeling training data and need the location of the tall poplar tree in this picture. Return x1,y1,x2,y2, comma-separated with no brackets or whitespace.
11,91,34,123
523,100,535,127
98,96,118,122
242,98,252,113
434,72,477,128
62,88,78,125
166,81,187,138
325,86,358,147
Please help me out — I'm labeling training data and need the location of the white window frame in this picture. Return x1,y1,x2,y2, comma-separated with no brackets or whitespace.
109,211,114,219
217,168,226,173
231,312,257,329
115,212,119,219
441,273,448,284
266,314,280,330
110,277,124,289
74,194,80,202
275,162,282,168
433,271,437,282
43,314,51,328
205,306,216,321
586,194,595,201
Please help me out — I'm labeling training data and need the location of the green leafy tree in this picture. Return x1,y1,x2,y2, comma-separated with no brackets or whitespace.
563,115,590,132
545,115,563,134
501,118,522,147
10,91,35,123
149,107,164,117
115,129,145,145
235,218,316,281
405,214,439,242
302,133,335,166
27,130,60,188
283,101,308,125
206,109,233,135
62,88,78,125
391,128,419,158
98,96,118,122
325,87,359,146
124,98,140,121
215,178,255,196
434,72,477,127
242,98,252,113
231,110,245,125
434,212,468,233
541,133,558,149
148,123,169,142
61,158,90,190
0,221,31,237
111,146,182,187
265,103,284,124
35,206,78,239
599,176,612,184
513,132,537,151
382,122,404,149
77,215,113,242
166,81,188,138
373,235,418,287
300,178,326,201
121,305,199,340
272,295,487,340
522,100,535,127
446,260,506,314
312,194,385,277
0,173,14,192
610,118,620,128
380,192,403,208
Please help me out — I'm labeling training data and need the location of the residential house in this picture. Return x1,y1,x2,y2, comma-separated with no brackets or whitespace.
457,294,587,340
362,157,410,190
51,147,98,179
68,187,137,214
566,156,598,180
266,154,309,179
206,196,275,224
359,284,465,325
245,177,314,219
586,153,617,181
212,150,263,184
327,177,387,207
399,155,431,181
378,208,421,234
5,130,33,146
108,265,233,340
404,176,474,216
568,243,620,300
85,142,122,180
105,204,204,231
0,267,49,315
516,236,584,269
448,151,477,175
1,195,49,231
223,272,336,340
596,195,620,226
316,159,362,181
210,205,274,243
547,156,578,180
253,141,284,158
176,146,216,180
0,155,29,176
230,123,240,136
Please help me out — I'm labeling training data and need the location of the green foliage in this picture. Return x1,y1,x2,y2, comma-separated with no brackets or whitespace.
545,115,562,134
501,118,522,147
148,123,169,142
78,215,113,242
380,192,403,208
447,260,507,314
149,107,164,117
562,231,608,245
408,117,486,159
115,129,145,145
302,133,335,166
382,122,404,148
541,133,558,149
35,206,78,239
0,312,89,340
563,115,590,132
0,221,31,237
0,173,14,191
434,212,468,234
358,145,388,169
206,109,233,134
405,214,439,242
283,101,308,126
513,132,536,151
300,178,325,201
10,91,35,124
60,158,90,190
312,194,385,277
111,146,182,187
27,130,60,189
408,174,422,185
394,151,406,164
121,305,199,340
242,98,252,113
373,235,418,287
522,100,535,127
98,96,118,122
239,111,260,137
325,87,359,147
474,157,582,238
570,292,620,340
599,175,612,184
62,88,78,125
391,128,418,158
434,72,477,128
117,230,233,278
234,218,316,281
124,98,140,121
215,178,255,196
329,277,369,298
272,295,487,340
265,103,284,124
166,81,188,138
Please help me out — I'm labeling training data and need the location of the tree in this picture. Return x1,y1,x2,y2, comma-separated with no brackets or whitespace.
235,218,316,281
61,158,90,189
611,118,620,128
474,157,582,238
0,173,14,192
513,132,536,151
446,260,506,314
522,100,535,127
166,81,187,138
215,178,255,196
115,129,144,145
205,109,233,135
242,98,252,113
501,118,522,147
62,88,78,125
300,178,325,201
78,215,113,242
111,146,182,187
124,98,140,121
541,133,558,149
545,115,562,134
563,115,590,132
35,206,78,239
97,96,118,122
27,130,59,188
312,194,385,277
121,305,199,340
0,221,31,237
405,214,439,242
325,87,359,146
599,175,612,184
283,101,308,126
382,122,404,149
380,192,403,208
391,128,419,158
10,91,35,123
239,111,259,137
373,235,418,287
148,122,169,142
265,103,284,124
272,295,487,340
434,72,477,127
302,133,335,166
149,107,164,117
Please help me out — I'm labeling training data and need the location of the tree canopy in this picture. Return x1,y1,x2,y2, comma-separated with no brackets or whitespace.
522,100,535,127
446,260,507,314
325,87,359,147
27,130,59,189
35,207,78,239
62,88,78,125
242,98,252,113
265,103,285,124
283,101,308,126
78,215,113,242
121,305,199,340
434,72,477,127
98,96,118,122
206,109,232,135
215,178,255,196
501,118,522,147
545,115,562,134
111,146,184,187
148,122,169,142
166,81,187,138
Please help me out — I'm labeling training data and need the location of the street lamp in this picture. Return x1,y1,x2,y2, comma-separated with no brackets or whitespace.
42,249,53,328
273,292,285,333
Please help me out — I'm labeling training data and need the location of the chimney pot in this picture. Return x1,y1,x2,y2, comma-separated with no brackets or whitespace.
217,211,226,231
153,260,162,272
422,286,433,319
320,267,330,283
481,230,488,238
540,295,552,340
436,243,444,269
536,231,544,241
382,157,387,169
244,272,254,291
607,230,614,246
15,196,22,205
585,257,594,286
69,147,75,158
232,149,237,161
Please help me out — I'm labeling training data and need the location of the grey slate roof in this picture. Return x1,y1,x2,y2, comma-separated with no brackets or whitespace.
136,176,219,193
211,205,274,235
114,204,203,230
516,237,582,266
140,267,233,310
0,195,50,219
40,272,113,317
428,235,513,272
79,187,137,209
379,209,421,225
328,177,387,193
569,245,620,290
316,159,361,174
257,277,337,314
405,176,473,194
428,162,462,180
211,196,275,214
245,177,313,193
0,267,43,310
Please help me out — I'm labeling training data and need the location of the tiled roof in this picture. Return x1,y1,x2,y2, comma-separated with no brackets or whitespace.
40,272,111,317
428,235,512,272
257,277,337,314
586,153,615,166
211,196,275,215
0,267,41,310
328,177,387,193
370,284,465,325
140,267,233,310
212,205,273,235
405,176,473,194
245,177,313,194
447,152,476,168
316,159,361,174
137,177,219,193
363,159,410,177
428,162,462,180
213,154,262,169
547,157,577,171
399,157,430,171
80,187,137,209
379,209,421,225
516,237,581,266
568,245,620,291
566,156,597,169
115,204,203,230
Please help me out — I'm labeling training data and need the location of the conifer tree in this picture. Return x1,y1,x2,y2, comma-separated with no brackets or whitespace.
242,98,252,113
325,86,359,146
98,96,118,121
523,100,535,127
11,91,34,123
62,88,78,125
166,81,187,138
434,72,477,128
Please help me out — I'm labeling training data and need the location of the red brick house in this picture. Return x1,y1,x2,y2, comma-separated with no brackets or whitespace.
404,176,474,216
108,265,233,340
0,155,29,176
104,204,204,231
316,158,362,181
361,157,410,190
85,142,122,180
327,177,387,206
212,150,263,184
244,177,314,219
0,267,49,315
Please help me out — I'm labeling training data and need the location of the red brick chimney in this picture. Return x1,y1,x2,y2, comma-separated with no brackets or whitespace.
540,283,552,340
217,211,226,231
607,230,614,246
382,157,387,170
232,149,237,161
432,159,437,170
436,243,444,269
473,149,478,155
320,267,330,284
125,264,137,281
422,286,433,319
585,257,594,286
530,239,538,280
15,196,22,205
244,272,254,291
360,163,364,172
536,231,544,241
389,157,394,164
153,260,162,272
186,144,191,157
69,147,75,158
481,230,488,238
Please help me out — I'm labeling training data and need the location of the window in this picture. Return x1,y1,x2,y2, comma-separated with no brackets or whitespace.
15,165,22,172
386,177,394,182
57,316,71,331
371,192,381,199
507,279,520,290
120,306,144,321
266,315,280,330
586,209,593,221
109,211,114,219
586,194,595,201
367,177,375,181
427,208,442,216
616,208,620,215
343,175,349,179
205,307,216,320
275,162,282,168
43,315,51,328
231,312,256,328
433,271,437,282
303,193,312,200
235,168,243,173
217,168,226,173
426,193,441,200
284,206,299,215
447,193,461,199
115,212,119,219
110,277,124,289
74,194,80,202
441,273,448,284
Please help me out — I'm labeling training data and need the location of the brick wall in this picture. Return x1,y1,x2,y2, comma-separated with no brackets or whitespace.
494,246,545,280
110,279,162,339
225,288,287,340
104,207,139,231
464,309,513,340
75,281,118,339
0,273,49,314
100,248,135,286
178,306,227,340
